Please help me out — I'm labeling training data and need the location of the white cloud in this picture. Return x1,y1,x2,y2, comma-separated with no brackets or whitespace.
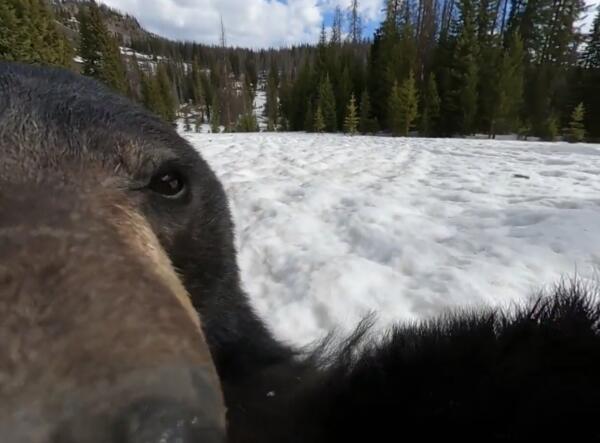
99,0,369,48
99,0,597,49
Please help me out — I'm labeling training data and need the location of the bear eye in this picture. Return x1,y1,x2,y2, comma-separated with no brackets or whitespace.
148,170,186,198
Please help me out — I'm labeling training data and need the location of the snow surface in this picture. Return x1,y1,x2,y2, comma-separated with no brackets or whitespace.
182,132,600,347
252,73,268,131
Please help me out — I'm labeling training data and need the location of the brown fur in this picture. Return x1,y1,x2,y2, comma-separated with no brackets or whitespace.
0,74,225,441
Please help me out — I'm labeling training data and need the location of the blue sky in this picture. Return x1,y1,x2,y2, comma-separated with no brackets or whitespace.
99,0,597,49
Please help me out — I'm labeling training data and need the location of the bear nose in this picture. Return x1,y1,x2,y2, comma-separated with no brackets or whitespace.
114,398,225,443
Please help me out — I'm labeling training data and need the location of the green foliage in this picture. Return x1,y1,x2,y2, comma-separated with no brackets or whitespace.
314,104,326,133
318,75,337,132
15,0,591,142
492,32,524,135
450,0,479,135
420,74,441,136
0,0,72,67
211,95,221,133
79,1,127,93
265,59,279,131
584,6,600,69
388,72,419,136
540,115,559,141
236,112,259,132
358,90,378,134
344,94,359,135
304,99,314,132
156,64,176,122
141,73,163,118
565,103,585,143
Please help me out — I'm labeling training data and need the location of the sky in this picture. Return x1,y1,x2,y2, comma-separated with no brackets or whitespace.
99,0,599,49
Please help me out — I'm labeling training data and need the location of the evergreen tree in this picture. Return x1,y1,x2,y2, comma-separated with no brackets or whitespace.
358,89,379,134
318,75,337,132
542,115,559,141
389,71,419,137
492,32,524,135
304,99,314,132
237,113,259,132
420,73,441,136
368,1,400,126
398,71,419,135
211,95,221,133
156,63,176,122
565,103,585,142
583,6,600,69
344,94,359,134
79,1,127,93
0,2,20,61
453,0,479,135
582,6,600,140
141,73,163,117
265,59,279,131
190,59,204,106
314,104,326,133
388,81,404,136
0,0,72,67
337,67,353,131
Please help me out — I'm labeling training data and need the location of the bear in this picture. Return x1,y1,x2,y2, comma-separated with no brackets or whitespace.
0,61,599,442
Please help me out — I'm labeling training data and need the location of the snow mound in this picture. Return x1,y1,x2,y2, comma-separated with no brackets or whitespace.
183,132,600,346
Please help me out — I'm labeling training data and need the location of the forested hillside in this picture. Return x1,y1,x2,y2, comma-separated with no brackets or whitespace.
1,0,598,141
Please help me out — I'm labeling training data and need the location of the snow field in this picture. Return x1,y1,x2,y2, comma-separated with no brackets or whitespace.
183,132,600,346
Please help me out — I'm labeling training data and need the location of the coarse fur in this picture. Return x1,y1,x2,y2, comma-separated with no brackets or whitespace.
1,62,599,442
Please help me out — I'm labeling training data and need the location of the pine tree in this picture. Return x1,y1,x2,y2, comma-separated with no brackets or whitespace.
542,115,559,141
420,73,441,136
583,6,600,69
344,94,359,134
0,0,72,67
443,0,479,135
388,81,404,136
492,32,524,135
337,67,353,131
582,6,600,140
265,59,279,131
304,99,314,132
0,2,19,61
314,104,326,133
368,1,401,126
156,64,176,122
390,72,419,136
237,113,259,132
79,1,127,93
190,59,204,106
359,90,376,134
565,103,585,143
318,75,337,132
211,95,221,133
141,73,164,118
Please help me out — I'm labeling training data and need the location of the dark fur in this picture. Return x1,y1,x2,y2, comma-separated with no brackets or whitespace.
2,62,600,442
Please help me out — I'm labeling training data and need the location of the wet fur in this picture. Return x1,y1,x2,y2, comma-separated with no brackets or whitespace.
1,62,599,442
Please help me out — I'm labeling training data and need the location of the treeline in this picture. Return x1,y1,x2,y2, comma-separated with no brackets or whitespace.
278,0,600,141
1,0,598,141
